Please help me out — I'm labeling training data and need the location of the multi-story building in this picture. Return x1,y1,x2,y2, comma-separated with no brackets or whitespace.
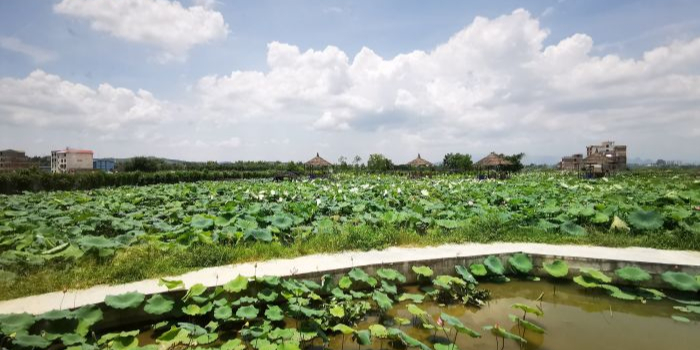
558,154,583,171
559,141,627,174
51,148,94,173
93,158,116,172
0,149,30,172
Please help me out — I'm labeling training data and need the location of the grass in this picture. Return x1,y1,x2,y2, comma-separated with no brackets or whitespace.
1,219,698,301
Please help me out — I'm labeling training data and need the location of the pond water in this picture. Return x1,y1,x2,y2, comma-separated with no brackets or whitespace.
328,281,699,350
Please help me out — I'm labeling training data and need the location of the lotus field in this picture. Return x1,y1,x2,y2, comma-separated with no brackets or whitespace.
0,170,699,297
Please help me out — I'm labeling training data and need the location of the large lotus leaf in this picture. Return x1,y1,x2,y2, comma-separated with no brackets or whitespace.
265,305,284,321
183,283,207,301
224,275,249,293
353,330,372,346
560,221,587,236
338,276,352,289
508,314,545,334
158,278,185,290
455,265,477,284
381,280,397,295
349,268,370,283
243,228,273,242
214,305,233,320
332,324,355,335
483,325,526,344
398,293,425,303
628,210,664,230
38,309,74,321
387,328,431,350
269,215,294,230
0,313,35,334
376,268,406,283
329,305,345,318
662,271,699,292
440,313,480,338
511,303,543,317
615,266,651,283
598,284,638,301
671,315,691,323
78,235,119,249
372,291,393,311
236,305,259,320
105,292,145,309
144,294,174,315
573,275,599,288
412,265,433,277
14,334,51,349
610,216,630,232
60,333,85,346
580,267,612,283
406,304,427,317
191,215,214,229
433,275,466,289
469,263,487,277
508,253,533,274
368,324,388,338
221,339,246,350
434,344,459,350
74,306,103,336
483,256,505,275
591,212,610,224
543,260,569,278
258,289,278,302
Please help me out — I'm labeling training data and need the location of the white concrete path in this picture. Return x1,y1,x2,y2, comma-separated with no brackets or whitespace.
2,243,699,315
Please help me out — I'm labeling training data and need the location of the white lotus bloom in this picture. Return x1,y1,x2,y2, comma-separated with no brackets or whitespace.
383,190,388,196
468,200,474,206
278,197,283,202
350,187,359,193
270,190,276,196
421,189,429,196
397,188,402,193
284,191,289,196
316,198,321,205
362,184,370,189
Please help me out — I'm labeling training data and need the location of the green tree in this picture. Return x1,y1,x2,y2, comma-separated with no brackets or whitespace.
367,154,393,172
499,153,525,172
442,153,473,171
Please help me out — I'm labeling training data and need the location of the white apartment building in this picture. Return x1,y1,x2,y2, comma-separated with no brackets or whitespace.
51,148,94,173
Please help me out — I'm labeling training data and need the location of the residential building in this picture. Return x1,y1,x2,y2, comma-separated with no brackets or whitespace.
559,141,627,175
558,154,583,171
51,148,94,173
0,149,30,172
93,158,116,172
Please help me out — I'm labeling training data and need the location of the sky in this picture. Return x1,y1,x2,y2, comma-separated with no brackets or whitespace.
1,0,699,164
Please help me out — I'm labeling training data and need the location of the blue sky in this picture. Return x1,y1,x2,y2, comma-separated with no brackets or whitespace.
1,0,699,163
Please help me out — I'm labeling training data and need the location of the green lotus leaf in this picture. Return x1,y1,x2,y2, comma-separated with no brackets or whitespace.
484,256,505,275
380,280,397,295
573,275,599,288
144,294,174,315
469,263,487,277
191,215,214,229
508,253,533,274
434,275,466,289
598,284,638,300
580,267,612,283
60,333,85,346
38,309,74,321
511,303,543,317
455,265,477,284
183,283,207,301
243,228,273,242
214,305,233,320
387,328,431,350
269,215,294,230
14,334,51,349
178,322,207,337
0,312,35,334
158,278,185,290
182,304,203,316
74,306,103,336
105,292,145,309
372,291,393,311
353,330,372,346
224,275,249,293
412,265,433,277
348,267,370,282
661,271,699,292
508,314,545,334
560,221,587,236
609,215,631,232
195,332,219,345
332,324,355,335
434,344,459,350
440,313,480,337
543,260,569,278
221,339,246,350
277,343,301,350
329,305,345,318
398,293,425,303
376,268,406,283
407,304,427,317
338,276,352,289
265,305,284,321
236,305,259,320
483,325,527,344
615,266,651,283
591,212,610,224
78,235,119,249
628,210,664,230
258,289,278,302
367,324,388,338
671,315,690,323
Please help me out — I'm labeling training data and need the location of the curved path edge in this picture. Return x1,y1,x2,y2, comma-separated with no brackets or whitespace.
2,242,700,315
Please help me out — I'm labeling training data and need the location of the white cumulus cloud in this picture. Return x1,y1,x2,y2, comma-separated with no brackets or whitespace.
54,0,229,62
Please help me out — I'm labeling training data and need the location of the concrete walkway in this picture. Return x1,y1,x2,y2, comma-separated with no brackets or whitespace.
2,243,699,315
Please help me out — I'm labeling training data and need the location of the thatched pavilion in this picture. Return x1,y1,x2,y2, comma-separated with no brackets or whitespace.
475,152,512,178
304,153,332,176
406,154,432,167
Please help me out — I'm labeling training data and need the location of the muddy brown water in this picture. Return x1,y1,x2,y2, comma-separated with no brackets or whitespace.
135,280,699,350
